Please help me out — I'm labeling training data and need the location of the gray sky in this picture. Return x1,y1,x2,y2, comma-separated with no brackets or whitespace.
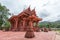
0,0,60,22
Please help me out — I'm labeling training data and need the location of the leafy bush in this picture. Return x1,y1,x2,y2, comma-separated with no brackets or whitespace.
2,21,11,31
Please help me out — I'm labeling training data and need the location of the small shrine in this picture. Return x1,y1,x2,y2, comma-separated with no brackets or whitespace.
8,7,42,32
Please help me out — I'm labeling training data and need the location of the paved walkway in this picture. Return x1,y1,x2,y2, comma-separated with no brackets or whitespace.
55,35,60,40
0,31,56,40
55,32,60,40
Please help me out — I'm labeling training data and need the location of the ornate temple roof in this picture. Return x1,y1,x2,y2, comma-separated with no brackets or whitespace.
9,7,42,22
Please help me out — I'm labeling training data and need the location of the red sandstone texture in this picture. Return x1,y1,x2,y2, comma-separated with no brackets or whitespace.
8,7,42,38
0,31,56,40
8,7,42,31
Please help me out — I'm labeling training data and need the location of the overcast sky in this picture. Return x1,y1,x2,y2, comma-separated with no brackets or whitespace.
0,0,60,22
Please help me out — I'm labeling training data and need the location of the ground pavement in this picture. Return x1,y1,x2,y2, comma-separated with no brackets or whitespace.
0,31,56,40
55,32,60,40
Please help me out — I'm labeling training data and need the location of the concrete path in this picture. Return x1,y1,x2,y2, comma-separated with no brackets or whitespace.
55,32,60,40
0,31,56,40
55,35,60,40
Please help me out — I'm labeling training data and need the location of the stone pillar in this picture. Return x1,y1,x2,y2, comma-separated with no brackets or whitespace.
17,20,22,31
20,18,26,31
12,18,18,31
23,18,26,31
19,20,23,31
15,20,18,31
25,20,35,38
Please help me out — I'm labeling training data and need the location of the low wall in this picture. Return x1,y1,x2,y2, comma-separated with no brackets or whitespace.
51,28,60,31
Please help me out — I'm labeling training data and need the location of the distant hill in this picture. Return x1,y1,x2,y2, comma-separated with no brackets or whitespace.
39,20,60,28
40,20,60,24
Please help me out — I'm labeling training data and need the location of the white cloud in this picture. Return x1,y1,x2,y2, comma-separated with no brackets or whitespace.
0,0,60,22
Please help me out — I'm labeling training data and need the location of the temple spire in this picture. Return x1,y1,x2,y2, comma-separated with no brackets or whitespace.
27,6,30,11
31,8,36,16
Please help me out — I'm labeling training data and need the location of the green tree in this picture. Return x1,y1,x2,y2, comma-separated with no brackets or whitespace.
0,3,11,30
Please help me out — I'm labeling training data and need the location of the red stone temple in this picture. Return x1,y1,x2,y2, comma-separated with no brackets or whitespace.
8,7,42,32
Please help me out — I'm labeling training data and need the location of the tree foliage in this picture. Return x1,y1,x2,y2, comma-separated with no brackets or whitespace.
0,3,11,30
39,21,60,28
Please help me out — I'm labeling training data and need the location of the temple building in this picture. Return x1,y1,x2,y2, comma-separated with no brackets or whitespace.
8,7,42,31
